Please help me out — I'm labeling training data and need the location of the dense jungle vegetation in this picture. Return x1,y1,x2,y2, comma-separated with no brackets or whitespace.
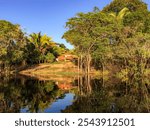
0,21,69,74
63,0,150,80
0,0,150,81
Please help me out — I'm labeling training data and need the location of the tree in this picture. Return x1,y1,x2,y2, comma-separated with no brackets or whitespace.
103,0,147,13
51,45,66,57
27,32,55,63
63,12,114,74
0,20,26,73
63,0,150,80
29,32,54,54
109,7,130,24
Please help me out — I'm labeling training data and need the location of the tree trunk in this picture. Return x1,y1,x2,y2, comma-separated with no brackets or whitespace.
78,57,80,73
87,54,91,74
80,55,83,73
87,52,91,74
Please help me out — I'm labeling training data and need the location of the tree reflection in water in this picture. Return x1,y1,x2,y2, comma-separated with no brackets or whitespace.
0,75,69,112
0,75,149,113
63,76,150,113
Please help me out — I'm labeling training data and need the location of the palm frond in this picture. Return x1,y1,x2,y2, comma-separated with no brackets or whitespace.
109,12,116,18
118,7,130,20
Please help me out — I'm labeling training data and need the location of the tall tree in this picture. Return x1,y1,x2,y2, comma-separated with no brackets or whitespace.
63,12,114,74
28,32,55,63
109,7,130,24
103,0,147,13
0,20,26,73
29,32,54,55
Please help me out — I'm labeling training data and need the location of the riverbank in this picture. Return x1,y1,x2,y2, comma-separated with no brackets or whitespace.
20,61,77,75
19,62,79,81
19,61,103,80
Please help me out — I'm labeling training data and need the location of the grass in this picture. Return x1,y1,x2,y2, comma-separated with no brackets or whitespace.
53,71,79,76
19,61,79,77
19,61,109,79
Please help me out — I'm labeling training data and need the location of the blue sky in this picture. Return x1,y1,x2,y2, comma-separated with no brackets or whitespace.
0,0,150,49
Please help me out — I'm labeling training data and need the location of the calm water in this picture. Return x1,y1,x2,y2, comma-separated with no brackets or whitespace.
0,75,150,113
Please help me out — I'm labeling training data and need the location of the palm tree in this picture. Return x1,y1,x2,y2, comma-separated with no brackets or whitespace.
109,7,130,24
28,32,55,63
29,32,54,54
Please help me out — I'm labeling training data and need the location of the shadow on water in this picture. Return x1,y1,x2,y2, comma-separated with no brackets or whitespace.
0,74,150,113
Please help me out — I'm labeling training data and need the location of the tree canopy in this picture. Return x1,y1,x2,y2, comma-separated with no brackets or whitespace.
63,0,150,79
0,0,150,80
0,20,69,74
103,0,147,13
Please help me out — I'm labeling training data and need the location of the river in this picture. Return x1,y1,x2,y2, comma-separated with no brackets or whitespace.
0,74,149,113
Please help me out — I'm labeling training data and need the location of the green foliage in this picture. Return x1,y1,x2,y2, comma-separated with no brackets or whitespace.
11,50,24,64
1,0,150,79
63,0,150,78
63,11,115,73
103,0,147,13
0,20,26,72
45,53,55,63
0,76,67,112
116,69,129,81
0,20,70,74
109,7,130,24
52,45,66,57
123,10,148,31
57,43,68,50
25,32,70,64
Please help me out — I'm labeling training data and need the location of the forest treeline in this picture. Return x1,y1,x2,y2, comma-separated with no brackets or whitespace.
0,0,150,80
63,0,150,80
0,20,69,74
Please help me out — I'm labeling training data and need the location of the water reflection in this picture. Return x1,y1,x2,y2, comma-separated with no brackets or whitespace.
0,75,149,113
21,93,75,113
0,75,76,113
44,93,75,113
64,77,150,113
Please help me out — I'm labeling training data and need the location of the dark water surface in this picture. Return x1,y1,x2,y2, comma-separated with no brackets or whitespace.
0,75,149,113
